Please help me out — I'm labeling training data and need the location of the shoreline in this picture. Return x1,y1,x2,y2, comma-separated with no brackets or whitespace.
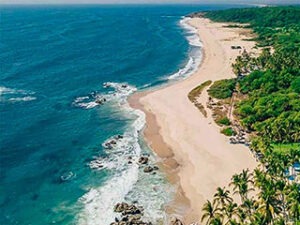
129,17,258,223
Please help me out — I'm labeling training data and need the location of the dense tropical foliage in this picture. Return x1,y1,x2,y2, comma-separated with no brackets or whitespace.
200,6,300,225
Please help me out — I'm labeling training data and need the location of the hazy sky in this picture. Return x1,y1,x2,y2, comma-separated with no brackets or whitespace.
0,0,299,4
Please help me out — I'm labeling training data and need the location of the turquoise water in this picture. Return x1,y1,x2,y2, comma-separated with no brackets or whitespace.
0,5,242,225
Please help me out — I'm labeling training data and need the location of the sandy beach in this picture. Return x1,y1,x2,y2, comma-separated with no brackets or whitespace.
129,17,258,223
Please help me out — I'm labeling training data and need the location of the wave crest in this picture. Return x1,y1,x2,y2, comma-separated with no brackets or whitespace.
0,86,36,103
166,17,203,81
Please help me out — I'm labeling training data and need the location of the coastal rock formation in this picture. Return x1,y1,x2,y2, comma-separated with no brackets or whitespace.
95,97,106,105
111,202,152,225
138,156,149,165
103,134,123,149
170,217,184,225
143,166,154,173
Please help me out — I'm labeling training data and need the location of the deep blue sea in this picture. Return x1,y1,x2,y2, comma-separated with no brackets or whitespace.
0,4,244,225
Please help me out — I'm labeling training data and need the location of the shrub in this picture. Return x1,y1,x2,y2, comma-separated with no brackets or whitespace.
208,79,236,99
216,117,231,126
188,80,212,102
221,127,236,136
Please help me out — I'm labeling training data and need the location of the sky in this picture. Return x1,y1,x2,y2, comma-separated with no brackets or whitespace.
0,0,299,4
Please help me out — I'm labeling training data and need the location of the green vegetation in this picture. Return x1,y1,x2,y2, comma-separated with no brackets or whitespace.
208,79,237,99
216,116,231,126
205,6,300,47
199,6,300,225
188,80,212,102
221,127,236,136
272,143,300,153
188,80,212,117
206,6,300,144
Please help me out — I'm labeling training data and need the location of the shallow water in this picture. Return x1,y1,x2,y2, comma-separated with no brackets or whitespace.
0,4,243,225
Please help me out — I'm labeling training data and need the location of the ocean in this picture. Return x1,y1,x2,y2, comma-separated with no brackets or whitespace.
0,4,242,225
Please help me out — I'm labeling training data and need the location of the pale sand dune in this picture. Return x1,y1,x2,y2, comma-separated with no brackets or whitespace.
129,18,258,223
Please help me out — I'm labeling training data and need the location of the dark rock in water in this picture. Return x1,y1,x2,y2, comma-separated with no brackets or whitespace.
128,214,142,223
114,202,129,213
121,84,128,88
153,166,159,171
122,205,142,215
95,99,103,104
117,134,123,139
110,140,117,145
128,161,132,164
138,156,149,165
170,217,184,225
103,139,117,149
112,202,152,225
143,166,153,173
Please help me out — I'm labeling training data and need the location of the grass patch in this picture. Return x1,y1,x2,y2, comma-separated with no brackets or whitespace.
216,116,231,126
272,143,300,154
188,80,212,118
194,102,207,117
208,79,236,99
188,80,212,102
221,127,236,136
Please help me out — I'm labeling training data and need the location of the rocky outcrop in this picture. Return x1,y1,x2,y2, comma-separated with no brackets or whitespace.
138,156,149,165
170,217,184,225
143,166,153,173
111,202,152,225
143,165,159,173
103,135,124,149
95,97,106,105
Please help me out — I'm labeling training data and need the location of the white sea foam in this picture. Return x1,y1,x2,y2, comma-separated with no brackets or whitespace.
167,17,203,81
78,165,139,225
76,79,173,224
76,17,199,224
0,86,36,103
77,82,160,224
168,56,194,80
182,17,203,48
73,82,137,110
9,96,37,102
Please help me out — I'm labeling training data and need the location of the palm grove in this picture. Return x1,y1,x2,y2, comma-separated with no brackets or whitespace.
199,6,300,225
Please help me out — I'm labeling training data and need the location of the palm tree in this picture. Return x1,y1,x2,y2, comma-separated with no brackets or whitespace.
213,187,233,211
253,168,267,189
230,169,253,203
257,178,281,224
226,219,240,225
201,200,221,225
236,207,246,223
224,202,239,224
249,211,266,225
241,198,257,220
209,217,223,225
286,183,300,222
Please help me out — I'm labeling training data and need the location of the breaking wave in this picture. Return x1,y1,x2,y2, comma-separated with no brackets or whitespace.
167,17,203,80
0,86,36,103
